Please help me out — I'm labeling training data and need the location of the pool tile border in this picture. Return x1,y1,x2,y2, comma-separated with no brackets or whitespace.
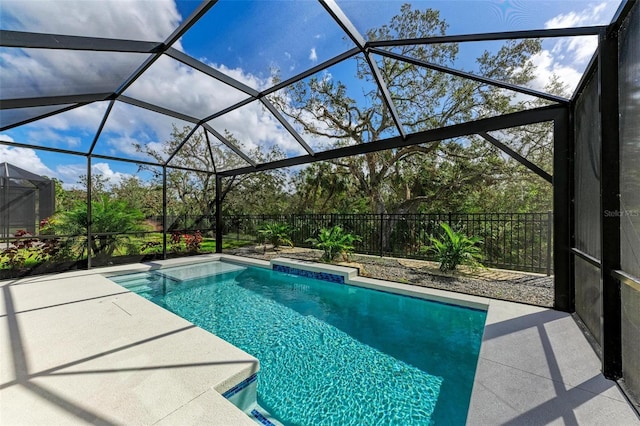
221,373,258,399
273,264,345,283
250,409,277,426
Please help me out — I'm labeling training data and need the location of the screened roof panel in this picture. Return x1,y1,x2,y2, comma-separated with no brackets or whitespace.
265,53,400,152
487,122,554,176
0,0,626,178
380,37,597,99
206,100,305,164
123,54,250,121
0,102,110,153
167,128,215,172
0,0,187,41
207,138,252,172
336,0,619,37
373,54,557,134
0,47,149,100
181,0,356,90
92,101,194,163
0,104,74,130
90,158,161,198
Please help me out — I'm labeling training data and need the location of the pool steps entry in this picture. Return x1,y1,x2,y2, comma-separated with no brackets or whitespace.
108,254,488,424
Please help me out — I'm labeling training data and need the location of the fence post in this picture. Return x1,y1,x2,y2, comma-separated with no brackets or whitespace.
379,213,384,257
546,210,552,276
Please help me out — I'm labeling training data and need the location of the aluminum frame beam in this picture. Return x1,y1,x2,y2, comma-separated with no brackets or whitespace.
369,26,606,48
478,132,553,184
88,100,115,155
0,93,113,110
220,104,564,176
599,29,622,380
552,108,573,312
260,98,316,156
114,1,218,96
118,95,200,124
372,48,570,105
0,30,162,53
319,0,366,49
202,124,257,167
166,48,259,97
0,103,88,132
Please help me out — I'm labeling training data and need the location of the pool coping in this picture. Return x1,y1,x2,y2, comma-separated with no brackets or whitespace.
2,254,638,425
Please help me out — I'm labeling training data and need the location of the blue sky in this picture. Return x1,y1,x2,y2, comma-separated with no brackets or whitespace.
0,0,622,188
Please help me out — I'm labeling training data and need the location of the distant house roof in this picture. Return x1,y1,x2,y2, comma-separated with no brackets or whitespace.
0,162,51,183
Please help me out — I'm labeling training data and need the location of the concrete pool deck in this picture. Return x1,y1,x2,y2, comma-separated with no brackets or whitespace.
1,254,638,425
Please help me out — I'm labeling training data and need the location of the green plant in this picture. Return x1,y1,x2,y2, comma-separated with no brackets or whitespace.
306,225,361,262
426,222,483,272
257,223,293,250
45,196,147,262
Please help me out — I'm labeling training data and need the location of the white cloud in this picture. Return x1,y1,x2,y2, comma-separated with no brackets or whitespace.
0,0,351,168
92,162,132,187
528,49,584,94
0,141,132,189
0,143,56,177
527,2,613,94
544,3,608,28
2,0,181,42
54,164,86,187
53,162,133,189
309,48,318,62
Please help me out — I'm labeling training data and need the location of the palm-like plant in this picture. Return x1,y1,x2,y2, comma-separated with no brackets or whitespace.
307,225,361,262
427,222,483,272
257,223,293,250
47,196,146,261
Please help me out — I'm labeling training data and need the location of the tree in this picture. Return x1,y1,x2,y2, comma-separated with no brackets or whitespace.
289,162,367,213
111,176,162,218
138,125,289,218
272,4,556,216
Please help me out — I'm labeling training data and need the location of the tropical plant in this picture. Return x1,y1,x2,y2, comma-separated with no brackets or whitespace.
46,196,147,262
306,225,361,262
257,223,293,250
426,222,483,272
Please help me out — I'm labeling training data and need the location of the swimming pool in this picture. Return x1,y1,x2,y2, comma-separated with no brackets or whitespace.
111,260,486,425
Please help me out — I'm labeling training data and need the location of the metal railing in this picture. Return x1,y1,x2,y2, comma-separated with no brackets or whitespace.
222,212,554,275
2,212,553,275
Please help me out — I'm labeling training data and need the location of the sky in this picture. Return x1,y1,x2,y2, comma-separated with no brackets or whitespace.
0,0,623,189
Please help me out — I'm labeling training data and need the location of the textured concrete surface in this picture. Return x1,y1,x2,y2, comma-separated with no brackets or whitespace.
0,263,258,426
468,300,640,425
1,255,638,425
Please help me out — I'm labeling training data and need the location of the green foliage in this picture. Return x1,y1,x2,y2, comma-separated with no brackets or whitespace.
46,196,147,261
257,223,293,249
0,229,76,270
270,4,555,216
306,225,361,262
426,223,483,272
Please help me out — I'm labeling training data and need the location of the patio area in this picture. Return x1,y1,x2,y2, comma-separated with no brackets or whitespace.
1,0,639,423
1,255,638,425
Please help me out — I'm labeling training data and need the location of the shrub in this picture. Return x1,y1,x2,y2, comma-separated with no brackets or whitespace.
426,222,483,272
184,231,203,252
307,225,361,262
257,223,293,250
45,196,147,261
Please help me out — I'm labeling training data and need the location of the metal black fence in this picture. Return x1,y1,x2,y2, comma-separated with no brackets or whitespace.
222,212,553,275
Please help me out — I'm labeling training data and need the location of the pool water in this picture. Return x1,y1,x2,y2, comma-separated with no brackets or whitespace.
111,262,486,425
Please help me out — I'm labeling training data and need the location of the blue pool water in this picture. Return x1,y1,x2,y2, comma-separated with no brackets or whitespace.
111,262,486,425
